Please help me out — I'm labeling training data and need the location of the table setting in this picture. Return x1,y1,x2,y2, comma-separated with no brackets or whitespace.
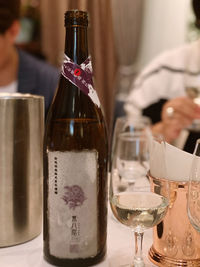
0,207,155,267
1,114,200,266
109,115,200,266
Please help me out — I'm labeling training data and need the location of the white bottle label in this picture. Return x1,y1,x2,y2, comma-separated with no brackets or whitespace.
48,150,98,259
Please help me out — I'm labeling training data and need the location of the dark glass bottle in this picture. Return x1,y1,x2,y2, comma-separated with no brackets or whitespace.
43,10,108,267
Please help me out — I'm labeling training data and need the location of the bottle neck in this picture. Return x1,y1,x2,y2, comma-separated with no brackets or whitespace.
64,26,88,65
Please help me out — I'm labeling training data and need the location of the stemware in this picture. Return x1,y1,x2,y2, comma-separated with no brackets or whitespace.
187,138,200,232
111,116,151,163
109,131,169,266
184,73,200,131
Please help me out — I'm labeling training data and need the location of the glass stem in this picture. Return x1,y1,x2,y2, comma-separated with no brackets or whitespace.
133,231,145,266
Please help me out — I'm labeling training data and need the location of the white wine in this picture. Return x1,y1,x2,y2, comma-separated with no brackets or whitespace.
110,192,169,231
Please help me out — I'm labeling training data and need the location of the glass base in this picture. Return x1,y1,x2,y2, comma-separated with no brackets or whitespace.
109,251,154,267
133,258,145,267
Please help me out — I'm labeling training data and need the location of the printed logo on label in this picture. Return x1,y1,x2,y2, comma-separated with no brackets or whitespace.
62,185,87,210
70,215,80,253
74,68,81,76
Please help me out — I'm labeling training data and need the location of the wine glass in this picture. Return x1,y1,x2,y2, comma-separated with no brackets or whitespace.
111,116,151,165
187,138,200,232
109,131,169,266
184,73,200,131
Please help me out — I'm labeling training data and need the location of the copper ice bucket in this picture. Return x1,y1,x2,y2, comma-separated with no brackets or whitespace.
148,174,200,266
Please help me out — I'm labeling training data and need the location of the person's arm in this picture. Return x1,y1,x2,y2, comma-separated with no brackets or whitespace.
124,50,180,119
124,41,200,144
152,96,200,143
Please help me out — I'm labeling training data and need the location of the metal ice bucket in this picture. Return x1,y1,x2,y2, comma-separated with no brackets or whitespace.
148,174,200,266
0,93,44,247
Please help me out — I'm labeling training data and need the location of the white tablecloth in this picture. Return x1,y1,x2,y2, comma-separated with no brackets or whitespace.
0,207,156,267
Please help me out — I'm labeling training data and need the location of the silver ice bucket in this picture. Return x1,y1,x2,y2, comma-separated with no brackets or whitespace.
0,93,44,247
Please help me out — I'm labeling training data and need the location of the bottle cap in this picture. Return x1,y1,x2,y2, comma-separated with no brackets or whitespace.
65,10,88,27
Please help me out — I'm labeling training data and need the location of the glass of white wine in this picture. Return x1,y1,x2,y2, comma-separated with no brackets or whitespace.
184,73,200,131
109,131,169,266
187,139,200,232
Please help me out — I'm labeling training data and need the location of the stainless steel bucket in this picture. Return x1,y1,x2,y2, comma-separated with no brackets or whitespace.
0,93,44,247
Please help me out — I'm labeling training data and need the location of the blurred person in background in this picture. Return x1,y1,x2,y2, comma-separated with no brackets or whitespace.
0,0,59,114
124,0,200,153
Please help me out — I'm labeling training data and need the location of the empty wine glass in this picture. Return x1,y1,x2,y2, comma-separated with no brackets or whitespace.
109,132,169,266
111,116,151,165
187,139,200,232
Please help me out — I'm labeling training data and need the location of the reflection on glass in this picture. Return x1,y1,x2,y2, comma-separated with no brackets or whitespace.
188,138,200,232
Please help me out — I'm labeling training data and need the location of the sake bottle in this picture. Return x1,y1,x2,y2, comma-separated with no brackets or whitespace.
43,10,108,267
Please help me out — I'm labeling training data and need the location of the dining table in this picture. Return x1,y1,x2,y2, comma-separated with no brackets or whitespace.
0,205,156,267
